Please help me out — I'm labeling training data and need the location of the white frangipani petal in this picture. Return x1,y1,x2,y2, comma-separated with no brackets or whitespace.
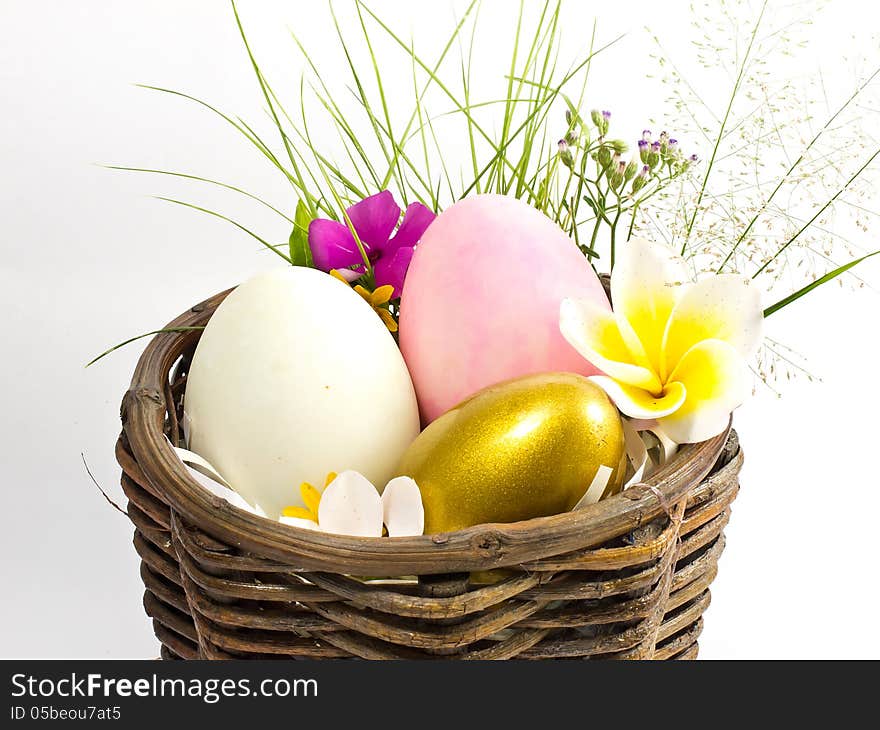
560,298,661,392
662,274,764,378
589,376,687,420
381,476,425,537
317,470,384,537
611,237,689,373
661,339,750,443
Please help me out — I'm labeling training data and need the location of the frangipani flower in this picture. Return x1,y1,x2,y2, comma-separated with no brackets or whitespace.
281,470,424,538
560,238,763,443
309,190,435,298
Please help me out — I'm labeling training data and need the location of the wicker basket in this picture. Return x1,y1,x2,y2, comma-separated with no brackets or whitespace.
117,287,742,660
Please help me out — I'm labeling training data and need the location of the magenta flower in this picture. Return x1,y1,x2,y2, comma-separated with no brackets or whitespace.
308,191,435,298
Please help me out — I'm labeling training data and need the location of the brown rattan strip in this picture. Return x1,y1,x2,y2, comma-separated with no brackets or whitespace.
653,618,704,660
657,591,712,643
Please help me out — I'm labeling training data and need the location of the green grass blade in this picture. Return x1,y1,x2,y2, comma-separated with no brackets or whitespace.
411,39,436,208
356,1,507,170
86,327,205,368
763,250,880,317
103,165,294,224
230,0,314,216
461,1,483,192
289,32,383,190
353,1,404,192
495,0,525,192
135,84,302,189
459,33,623,199
297,84,373,275
327,4,397,182
156,196,293,263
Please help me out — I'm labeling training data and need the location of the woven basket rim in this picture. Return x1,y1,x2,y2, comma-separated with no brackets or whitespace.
121,285,730,575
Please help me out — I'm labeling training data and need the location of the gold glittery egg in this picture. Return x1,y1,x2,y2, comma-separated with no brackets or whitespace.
397,372,627,534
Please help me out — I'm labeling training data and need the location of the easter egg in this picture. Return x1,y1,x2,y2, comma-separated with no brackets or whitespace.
396,373,627,534
399,194,609,423
184,267,421,519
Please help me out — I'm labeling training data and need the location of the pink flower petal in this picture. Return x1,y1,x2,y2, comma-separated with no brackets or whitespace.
335,267,363,282
374,246,415,298
346,190,401,248
308,218,365,271
388,202,436,252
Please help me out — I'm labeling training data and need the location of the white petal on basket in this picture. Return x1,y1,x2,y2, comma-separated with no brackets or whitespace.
279,516,320,531
171,444,266,518
381,476,425,537
317,470,384,538
646,423,679,464
621,418,650,488
171,444,232,488
181,411,192,449
574,465,613,509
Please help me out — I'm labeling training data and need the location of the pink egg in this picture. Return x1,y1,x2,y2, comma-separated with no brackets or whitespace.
399,194,610,423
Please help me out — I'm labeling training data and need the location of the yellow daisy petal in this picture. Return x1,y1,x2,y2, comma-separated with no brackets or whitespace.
353,285,372,304
300,482,323,518
282,505,315,521
370,285,394,307
560,298,662,392
377,308,399,333
324,471,338,488
660,339,751,443
329,269,350,285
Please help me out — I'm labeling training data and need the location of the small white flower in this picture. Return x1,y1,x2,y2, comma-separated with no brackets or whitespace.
282,471,424,538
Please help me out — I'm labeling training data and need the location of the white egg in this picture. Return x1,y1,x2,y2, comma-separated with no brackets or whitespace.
183,267,421,519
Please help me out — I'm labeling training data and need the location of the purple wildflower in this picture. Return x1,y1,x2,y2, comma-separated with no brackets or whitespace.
308,190,435,298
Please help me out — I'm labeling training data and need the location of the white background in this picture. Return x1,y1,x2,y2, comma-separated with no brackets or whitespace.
2,0,879,659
